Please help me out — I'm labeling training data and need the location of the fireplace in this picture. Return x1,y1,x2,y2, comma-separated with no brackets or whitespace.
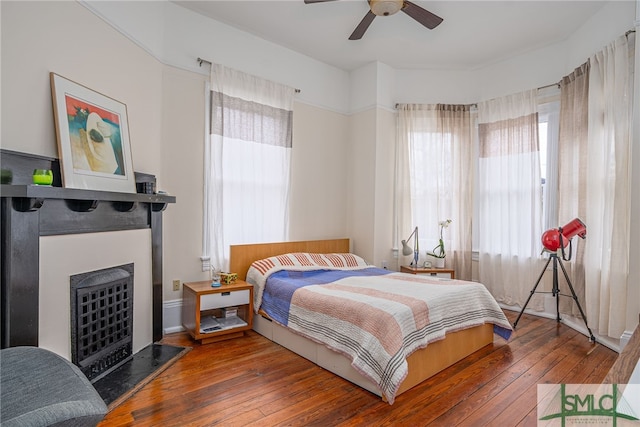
1,149,175,349
71,263,134,382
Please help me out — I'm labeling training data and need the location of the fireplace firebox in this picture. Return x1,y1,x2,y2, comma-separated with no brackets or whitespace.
71,263,134,382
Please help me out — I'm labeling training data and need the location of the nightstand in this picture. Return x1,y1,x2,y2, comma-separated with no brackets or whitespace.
400,265,455,279
182,280,254,344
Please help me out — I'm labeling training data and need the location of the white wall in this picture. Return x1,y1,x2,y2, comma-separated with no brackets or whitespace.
289,102,350,241
159,66,210,298
373,107,397,269
347,62,397,268
347,107,377,262
0,1,163,167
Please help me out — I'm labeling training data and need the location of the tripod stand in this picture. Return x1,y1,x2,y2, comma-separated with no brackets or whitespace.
512,253,596,343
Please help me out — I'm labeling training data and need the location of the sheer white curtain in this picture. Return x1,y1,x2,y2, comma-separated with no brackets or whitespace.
203,64,294,271
477,90,544,308
557,62,589,317
395,104,474,279
583,34,635,338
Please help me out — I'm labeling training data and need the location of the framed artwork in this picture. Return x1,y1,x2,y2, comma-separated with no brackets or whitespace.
50,73,136,193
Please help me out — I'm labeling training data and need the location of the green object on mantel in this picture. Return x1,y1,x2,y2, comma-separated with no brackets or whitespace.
32,169,53,185
0,169,12,184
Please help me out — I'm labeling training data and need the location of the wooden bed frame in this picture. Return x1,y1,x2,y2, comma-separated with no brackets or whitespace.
229,238,494,400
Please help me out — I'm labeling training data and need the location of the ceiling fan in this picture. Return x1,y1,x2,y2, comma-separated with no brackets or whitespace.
304,0,443,40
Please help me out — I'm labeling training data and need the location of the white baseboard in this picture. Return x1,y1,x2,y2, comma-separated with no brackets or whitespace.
163,299,185,335
619,329,634,350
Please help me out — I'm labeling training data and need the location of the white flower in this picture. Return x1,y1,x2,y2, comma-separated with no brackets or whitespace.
428,219,452,259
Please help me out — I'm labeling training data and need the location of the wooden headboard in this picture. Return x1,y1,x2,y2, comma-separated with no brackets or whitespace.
229,238,350,280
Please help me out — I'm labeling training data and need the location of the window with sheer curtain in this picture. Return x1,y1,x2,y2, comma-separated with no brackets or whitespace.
396,104,474,279
203,64,294,272
476,90,545,308
396,34,634,341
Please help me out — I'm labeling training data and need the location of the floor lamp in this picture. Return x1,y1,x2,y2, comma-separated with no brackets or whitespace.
512,218,595,343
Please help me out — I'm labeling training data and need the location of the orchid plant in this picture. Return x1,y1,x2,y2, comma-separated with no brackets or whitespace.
427,219,452,259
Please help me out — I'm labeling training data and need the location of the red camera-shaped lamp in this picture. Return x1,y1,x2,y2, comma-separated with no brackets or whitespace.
514,217,594,342
541,218,587,252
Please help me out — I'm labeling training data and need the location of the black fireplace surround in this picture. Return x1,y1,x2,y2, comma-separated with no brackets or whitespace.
0,149,176,348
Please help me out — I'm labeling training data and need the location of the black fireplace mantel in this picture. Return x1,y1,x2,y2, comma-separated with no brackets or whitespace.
0,150,176,348
1,184,174,234
2,183,175,204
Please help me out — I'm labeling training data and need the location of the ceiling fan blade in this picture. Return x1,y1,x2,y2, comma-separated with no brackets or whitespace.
401,0,443,30
304,0,338,3
349,10,376,40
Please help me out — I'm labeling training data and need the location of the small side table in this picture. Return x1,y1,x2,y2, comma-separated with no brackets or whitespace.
400,265,455,279
182,280,254,344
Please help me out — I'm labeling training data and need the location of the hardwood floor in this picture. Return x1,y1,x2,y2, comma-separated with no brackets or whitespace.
99,310,617,426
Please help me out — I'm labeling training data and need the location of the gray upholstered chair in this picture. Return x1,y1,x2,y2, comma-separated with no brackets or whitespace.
0,346,108,427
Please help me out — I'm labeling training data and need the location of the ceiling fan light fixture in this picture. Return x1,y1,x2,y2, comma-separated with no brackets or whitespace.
369,0,403,16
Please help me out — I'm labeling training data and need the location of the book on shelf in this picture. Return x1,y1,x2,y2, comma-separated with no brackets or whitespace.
200,315,247,334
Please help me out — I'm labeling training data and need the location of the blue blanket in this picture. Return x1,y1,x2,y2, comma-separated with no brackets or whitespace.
261,267,392,326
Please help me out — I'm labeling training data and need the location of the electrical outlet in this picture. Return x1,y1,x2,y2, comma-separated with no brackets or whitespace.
172,280,181,291
381,260,388,269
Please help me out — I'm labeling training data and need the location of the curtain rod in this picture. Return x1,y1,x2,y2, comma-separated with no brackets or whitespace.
197,57,300,93
537,82,560,91
197,57,212,67
394,80,561,109
537,29,634,91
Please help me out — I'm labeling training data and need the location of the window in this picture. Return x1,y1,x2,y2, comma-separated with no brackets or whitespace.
203,64,294,271
397,104,474,278
471,96,560,252
538,99,560,231
409,131,454,253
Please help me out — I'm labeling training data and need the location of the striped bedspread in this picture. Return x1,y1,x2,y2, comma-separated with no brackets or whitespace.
246,253,512,404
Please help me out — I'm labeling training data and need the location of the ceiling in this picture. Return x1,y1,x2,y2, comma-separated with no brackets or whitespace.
171,0,608,71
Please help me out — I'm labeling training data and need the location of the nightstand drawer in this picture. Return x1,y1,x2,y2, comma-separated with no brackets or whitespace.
400,265,455,279
417,272,453,279
200,289,250,310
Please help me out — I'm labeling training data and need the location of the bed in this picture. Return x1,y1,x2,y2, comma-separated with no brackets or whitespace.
229,238,512,404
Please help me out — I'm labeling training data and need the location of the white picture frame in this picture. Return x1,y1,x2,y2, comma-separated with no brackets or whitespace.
50,72,136,193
